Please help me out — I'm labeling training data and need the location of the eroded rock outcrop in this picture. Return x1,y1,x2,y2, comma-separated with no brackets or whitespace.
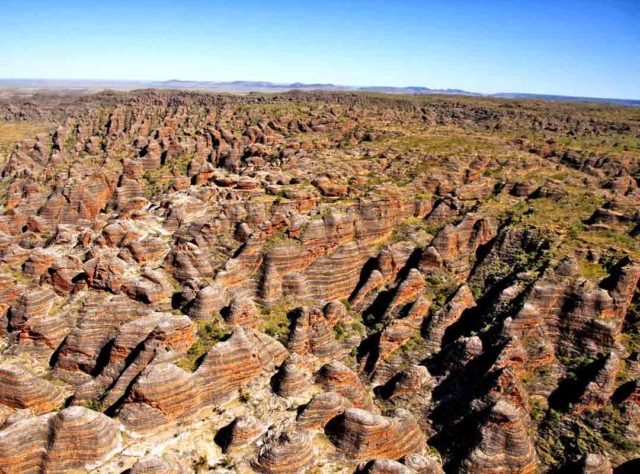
423,284,475,354
457,400,537,474
287,306,339,357
0,407,120,473
326,408,425,461
0,89,638,473
129,456,190,474
273,354,312,398
0,364,65,414
119,327,287,431
253,431,315,474
317,362,376,411
218,415,267,453
297,391,353,431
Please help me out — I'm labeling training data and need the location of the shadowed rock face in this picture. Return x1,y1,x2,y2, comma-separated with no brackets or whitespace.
572,453,613,474
423,284,475,354
0,90,639,472
379,364,431,401
458,400,538,474
317,362,377,411
287,305,340,357
297,391,353,431
218,415,267,453
272,354,312,398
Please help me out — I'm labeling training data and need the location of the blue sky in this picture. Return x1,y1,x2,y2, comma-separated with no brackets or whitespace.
1,0,638,99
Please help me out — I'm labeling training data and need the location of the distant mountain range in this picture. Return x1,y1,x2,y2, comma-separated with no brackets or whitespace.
1,78,638,107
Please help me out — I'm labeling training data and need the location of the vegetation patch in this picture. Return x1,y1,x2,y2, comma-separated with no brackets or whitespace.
258,304,292,344
176,317,231,372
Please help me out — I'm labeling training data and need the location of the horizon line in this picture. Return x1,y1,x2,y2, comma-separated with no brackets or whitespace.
0,77,638,103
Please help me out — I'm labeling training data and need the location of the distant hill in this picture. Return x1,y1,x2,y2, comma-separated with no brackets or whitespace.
153,80,481,96
0,78,637,106
490,92,640,107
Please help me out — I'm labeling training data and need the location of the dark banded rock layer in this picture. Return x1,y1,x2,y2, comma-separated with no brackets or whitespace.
0,364,65,414
0,407,120,473
219,415,267,453
253,431,315,474
458,400,538,474
287,306,339,357
119,327,287,431
0,89,638,473
317,362,376,412
297,391,353,431
273,354,312,398
326,408,426,461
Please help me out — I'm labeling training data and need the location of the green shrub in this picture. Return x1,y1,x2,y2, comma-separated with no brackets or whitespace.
176,317,230,371
259,305,291,344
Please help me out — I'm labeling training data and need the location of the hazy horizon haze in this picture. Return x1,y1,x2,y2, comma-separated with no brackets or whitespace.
1,0,639,99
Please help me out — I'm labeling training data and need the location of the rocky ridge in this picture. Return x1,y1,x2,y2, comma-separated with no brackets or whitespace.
0,90,638,472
